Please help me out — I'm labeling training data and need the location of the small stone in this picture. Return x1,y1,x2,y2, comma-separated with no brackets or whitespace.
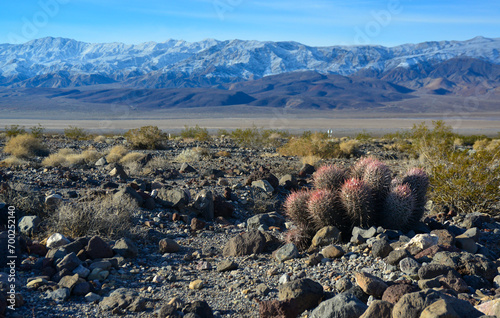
159,238,180,253
311,226,341,248
56,252,82,272
18,215,41,236
355,272,388,298
85,292,102,302
372,239,393,258
321,245,345,259
86,236,114,260
46,233,70,249
113,237,138,258
216,260,238,272
360,300,394,318
275,243,299,262
72,281,91,296
48,287,70,302
189,279,204,290
58,274,79,291
399,257,421,276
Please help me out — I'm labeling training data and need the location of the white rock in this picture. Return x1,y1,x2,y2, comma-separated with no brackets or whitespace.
46,233,70,249
403,234,439,251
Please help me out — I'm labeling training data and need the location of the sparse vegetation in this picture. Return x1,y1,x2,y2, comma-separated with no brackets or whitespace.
48,194,137,238
4,125,26,138
64,126,88,140
106,145,129,163
125,125,167,149
3,134,48,158
175,147,210,162
181,125,210,141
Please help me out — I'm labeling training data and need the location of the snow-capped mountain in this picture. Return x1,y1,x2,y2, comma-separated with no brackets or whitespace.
0,36,498,88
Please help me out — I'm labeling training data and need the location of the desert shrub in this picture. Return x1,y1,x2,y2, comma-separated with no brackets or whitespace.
355,130,372,141
300,155,322,166
0,183,47,218
66,149,101,166
30,124,45,138
175,147,210,162
410,121,500,215
0,156,29,167
278,132,342,159
430,150,499,214
119,152,145,165
217,129,230,137
64,126,88,140
143,156,169,173
215,150,231,158
4,125,26,138
473,139,490,151
125,126,167,149
106,145,129,163
42,149,75,167
339,140,360,156
94,135,107,143
3,134,48,158
48,195,136,238
230,126,262,147
180,125,210,141
486,139,500,152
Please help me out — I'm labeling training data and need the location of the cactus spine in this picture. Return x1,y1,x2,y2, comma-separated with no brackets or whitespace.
340,178,375,228
307,189,346,231
313,165,347,191
402,168,429,223
381,183,415,231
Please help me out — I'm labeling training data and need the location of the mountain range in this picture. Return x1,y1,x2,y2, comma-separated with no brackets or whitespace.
0,36,499,113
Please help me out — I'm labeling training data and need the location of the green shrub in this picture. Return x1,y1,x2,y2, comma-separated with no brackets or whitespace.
125,126,167,149
4,125,26,138
180,125,210,141
30,124,45,138
64,126,88,140
278,132,342,159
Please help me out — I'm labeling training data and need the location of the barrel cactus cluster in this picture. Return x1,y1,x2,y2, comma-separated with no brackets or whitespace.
284,157,429,246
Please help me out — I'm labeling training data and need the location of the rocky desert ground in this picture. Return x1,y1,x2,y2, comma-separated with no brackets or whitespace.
1,125,500,318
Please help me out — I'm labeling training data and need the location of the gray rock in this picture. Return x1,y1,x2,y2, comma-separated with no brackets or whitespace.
384,249,410,266
392,289,483,318
355,272,388,298
113,237,138,258
180,162,197,173
73,264,90,278
352,226,377,239
420,299,459,318
95,157,107,166
159,238,180,253
275,243,299,262
194,190,214,220
455,229,479,254
156,188,189,208
85,292,101,302
216,260,238,272
371,239,393,258
278,278,324,313
89,261,112,271
312,226,341,248
109,164,128,180
47,287,70,302
45,194,63,206
222,230,267,257
18,215,41,236
399,257,421,275
247,212,285,231
114,186,143,206
252,180,274,193
99,288,138,311
56,252,82,272
72,282,91,296
310,293,368,318
336,277,353,293
418,264,454,280
279,174,297,189
458,253,497,280
321,245,345,259
418,278,441,290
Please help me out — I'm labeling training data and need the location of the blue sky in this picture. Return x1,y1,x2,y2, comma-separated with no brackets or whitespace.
0,0,498,46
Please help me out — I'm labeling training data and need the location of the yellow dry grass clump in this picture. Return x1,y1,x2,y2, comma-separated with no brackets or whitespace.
106,145,129,163
3,134,47,158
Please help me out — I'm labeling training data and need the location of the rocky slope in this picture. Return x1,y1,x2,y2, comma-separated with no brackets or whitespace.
1,137,500,317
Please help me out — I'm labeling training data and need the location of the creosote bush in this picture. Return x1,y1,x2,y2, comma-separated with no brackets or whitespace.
42,148,101,167
279,132,359,159
175,147,210,163
64,126,88,140
48,194,137,238
180,125,210,141
125,125,167,149
3,134,48,158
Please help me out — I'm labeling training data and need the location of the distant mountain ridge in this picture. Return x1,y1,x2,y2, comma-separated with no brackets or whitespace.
0,36,499,88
